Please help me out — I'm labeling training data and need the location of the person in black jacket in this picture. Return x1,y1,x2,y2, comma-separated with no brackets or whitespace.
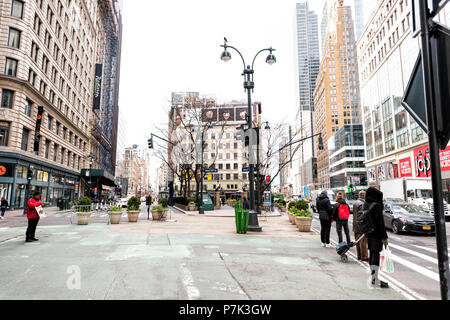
332,192,351,244
364,187,389,288
317,191,333,247
0,197,7,219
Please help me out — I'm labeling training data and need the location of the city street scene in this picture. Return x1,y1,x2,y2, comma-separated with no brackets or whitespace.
1,0,450,307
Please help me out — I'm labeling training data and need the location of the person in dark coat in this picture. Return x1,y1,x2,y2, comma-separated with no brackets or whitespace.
26,191,44,242
353,191,369,262
364,187,389,288
243,197,250,210
332,192,351,244
0,197,8,219
317,191,333,247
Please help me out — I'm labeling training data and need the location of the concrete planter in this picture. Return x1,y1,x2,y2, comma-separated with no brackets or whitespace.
108,211,122,224
289,213,296,225
152,209,169,221
188,205,197,211
127,211,140,222
295,216,313,232
280,206,287,213
76,212,92,225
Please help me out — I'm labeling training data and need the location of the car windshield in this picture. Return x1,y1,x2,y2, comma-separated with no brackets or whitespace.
391,204,432,216
416,189,433,198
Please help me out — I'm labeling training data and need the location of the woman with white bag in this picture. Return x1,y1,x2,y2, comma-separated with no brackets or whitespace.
364,187,389,288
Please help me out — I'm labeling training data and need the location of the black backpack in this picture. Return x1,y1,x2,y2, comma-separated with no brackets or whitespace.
356,204,375,235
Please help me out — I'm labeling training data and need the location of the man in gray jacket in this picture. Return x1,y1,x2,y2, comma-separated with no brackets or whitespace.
353,191,369,262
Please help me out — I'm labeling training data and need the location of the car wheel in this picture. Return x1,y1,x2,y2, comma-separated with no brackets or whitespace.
392,220,401,234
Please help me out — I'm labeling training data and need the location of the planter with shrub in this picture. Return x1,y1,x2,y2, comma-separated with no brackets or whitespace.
108,205,123,224
127,196,141,222
151,205,168,220
293,209,313,232
76,197,92,225
188,201,197,211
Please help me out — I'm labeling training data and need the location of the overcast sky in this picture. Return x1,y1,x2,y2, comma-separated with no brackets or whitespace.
118,0,369,186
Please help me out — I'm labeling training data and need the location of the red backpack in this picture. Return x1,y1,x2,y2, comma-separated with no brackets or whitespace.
338,204,350,220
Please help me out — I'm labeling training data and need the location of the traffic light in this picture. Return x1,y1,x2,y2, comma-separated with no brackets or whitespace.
148,136,153,149
318,134,324,150
27,168,33,181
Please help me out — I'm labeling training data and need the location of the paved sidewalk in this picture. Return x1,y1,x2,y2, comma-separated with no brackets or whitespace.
172,204,282,217
0,212,406,300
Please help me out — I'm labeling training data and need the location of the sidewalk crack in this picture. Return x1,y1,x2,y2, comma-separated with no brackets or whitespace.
218,252,252,300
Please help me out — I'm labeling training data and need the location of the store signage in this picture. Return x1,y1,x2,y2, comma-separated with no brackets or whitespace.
0,164,14,178
414,145,450,177
399,158,413,177
93,64,102,110
0,166,6,176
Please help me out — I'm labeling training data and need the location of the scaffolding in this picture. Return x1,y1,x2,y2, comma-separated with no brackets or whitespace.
92,0,121,176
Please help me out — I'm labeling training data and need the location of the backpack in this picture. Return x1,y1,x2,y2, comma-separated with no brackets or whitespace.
338,204,350,220
356,204,375,235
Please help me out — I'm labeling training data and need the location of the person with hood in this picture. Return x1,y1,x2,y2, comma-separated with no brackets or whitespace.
243,197,250,210
25,191,43,243
317,191,333,247
332,192,351,244
353,190,369,262
364,187,389,288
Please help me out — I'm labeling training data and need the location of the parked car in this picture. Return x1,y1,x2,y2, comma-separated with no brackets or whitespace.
383,202,435,235
117,198,128,208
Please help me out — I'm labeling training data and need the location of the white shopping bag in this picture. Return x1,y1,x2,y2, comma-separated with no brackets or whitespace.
380,245,394,273
379,246,387,272
35,205,47,218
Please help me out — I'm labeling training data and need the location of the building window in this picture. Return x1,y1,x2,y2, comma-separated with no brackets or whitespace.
53,144,58,161
61,148,65,165
11,0,23,18
8,28,21,48
21,127,29,151
24,99,32,116
44,140,50,159
0,122,10,146
5,58,18,77
1,89,14,108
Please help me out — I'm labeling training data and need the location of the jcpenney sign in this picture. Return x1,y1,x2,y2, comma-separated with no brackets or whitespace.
409,145,450,178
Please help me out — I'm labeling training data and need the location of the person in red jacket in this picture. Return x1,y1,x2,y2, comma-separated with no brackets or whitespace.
26,191,44,242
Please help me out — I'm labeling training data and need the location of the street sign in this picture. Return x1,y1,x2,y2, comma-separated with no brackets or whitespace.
402,53,428,133
431,0,450,17
402,22,450,149
242,167,257,172
203,168,218,173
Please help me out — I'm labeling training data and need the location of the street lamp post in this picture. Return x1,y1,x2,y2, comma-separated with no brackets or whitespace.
199,121,213,215
87,153,95,198
220,38,276,232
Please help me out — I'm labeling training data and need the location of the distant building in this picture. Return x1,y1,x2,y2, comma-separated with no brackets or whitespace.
291,1,320,197
314,0,361,189
328,125,366,195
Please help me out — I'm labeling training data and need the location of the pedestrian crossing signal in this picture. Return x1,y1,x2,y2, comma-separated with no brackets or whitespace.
318,134,324,151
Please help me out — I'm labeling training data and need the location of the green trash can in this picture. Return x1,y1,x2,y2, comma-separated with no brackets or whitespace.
235,201,242,233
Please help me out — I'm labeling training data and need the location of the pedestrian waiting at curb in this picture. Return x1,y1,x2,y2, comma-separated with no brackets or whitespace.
353,191,369,262
25,191,44,243
333,192,351,244
0,197,8,219
364,187,389,288
317,191,333,248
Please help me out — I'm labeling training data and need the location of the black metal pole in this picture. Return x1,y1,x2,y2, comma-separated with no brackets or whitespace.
199,129,205,214
245,66,261,232
256,127,261,214
418,0,450,300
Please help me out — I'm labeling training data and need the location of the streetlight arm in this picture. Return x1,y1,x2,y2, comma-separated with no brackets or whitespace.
251,48,275,70
220,44,246,70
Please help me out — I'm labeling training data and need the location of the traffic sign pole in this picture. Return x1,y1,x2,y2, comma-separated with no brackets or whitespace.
418,0,450,300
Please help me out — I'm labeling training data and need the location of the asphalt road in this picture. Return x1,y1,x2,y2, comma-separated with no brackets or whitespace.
311,211,450,300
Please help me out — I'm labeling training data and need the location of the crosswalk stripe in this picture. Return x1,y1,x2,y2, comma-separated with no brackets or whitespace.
389,243,439,264
390,254,440,282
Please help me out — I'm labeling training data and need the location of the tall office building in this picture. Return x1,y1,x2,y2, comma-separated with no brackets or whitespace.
354,0,380,41
292,1,320,197
320,0,329,58
313,0,361,189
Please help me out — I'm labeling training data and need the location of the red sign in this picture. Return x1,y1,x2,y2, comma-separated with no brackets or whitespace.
266,176,271,183
413,145,450,177
75,184,79,190
399,158,413,177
